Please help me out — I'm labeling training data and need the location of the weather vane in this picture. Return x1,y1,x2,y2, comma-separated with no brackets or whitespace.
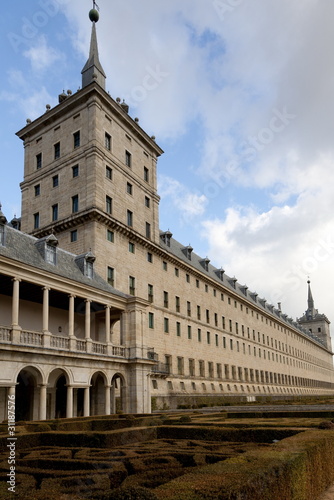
93,0,100,11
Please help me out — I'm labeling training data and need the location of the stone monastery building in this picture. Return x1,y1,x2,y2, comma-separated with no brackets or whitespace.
0,7,334,421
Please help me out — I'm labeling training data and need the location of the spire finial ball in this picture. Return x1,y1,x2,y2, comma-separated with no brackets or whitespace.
89,9,99,23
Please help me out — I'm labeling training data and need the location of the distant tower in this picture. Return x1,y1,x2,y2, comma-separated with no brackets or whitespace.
298,280,332,350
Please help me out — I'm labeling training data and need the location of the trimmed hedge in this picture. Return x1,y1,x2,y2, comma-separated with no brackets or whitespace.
154,429,334,500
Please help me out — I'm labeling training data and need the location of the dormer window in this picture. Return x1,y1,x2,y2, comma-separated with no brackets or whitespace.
201,257,210,271
161,231,172,247
0,224,4,246
35,234,58,265
186,245,193,260
75,251,96,278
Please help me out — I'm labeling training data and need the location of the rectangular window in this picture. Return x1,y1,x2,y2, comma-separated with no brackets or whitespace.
196,279,199,288
72,165,79,178
70,229,77,242
107,267,114,286
106,196,112,214
217,363,222,379
33,212,39,229
197,305,201,320
163,261,167,271
198,328,202,342
163,291,169,308
72,195,78,213
214,313,218,327
148,284,154,303
36,153,42,170
145,196,150,208
107,230,114,242
208,362,214,378
148,312,154,329
52,175,59,188
54,142,60,159
105,132,111,150
34,184,40,196
215,334,219,347
45,244,56,265
174,267,179,277
127,210,133,227
206,309,210,323
52,204,58,221
186,273,190,283
199,360,205,377
164,317,169,333
73,131,80,148
106,166,112,179
175,296,180,313
187,301,191,317
146,222,151,239
129,242,135,253
147,252,153,263
189,359,195,377
187,325,192,339
176,321,181,337
129,276,135,295
125,150,132,167
144,166,149,182
177,357,184,375
207,331,211,344
126,182,133,195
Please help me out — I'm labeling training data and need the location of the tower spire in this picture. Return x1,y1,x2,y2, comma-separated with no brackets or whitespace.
81,5,106,89
306,279,316,319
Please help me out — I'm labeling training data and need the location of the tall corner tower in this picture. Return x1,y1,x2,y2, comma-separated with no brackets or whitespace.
298,280,332,351
17,5,163,287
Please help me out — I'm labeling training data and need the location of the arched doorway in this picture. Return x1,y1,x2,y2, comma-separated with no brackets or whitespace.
55,375,67,418
111,373,126,414
90,372,107,416
47,369,70,419
16,368,41,421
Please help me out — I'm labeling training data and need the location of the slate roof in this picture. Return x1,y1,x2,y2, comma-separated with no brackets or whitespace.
159,231,327,349
0,225,128,299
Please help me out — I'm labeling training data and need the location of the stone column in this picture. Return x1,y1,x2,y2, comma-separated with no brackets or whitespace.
66,386,73,418
11,278,21,343
84,387,90,417
11,278,20,327
68,295,75,336
42,287,51,347
85,300,91,339
105,385,111,415
8,386,16,399
39,385,47,420
105,306,111,343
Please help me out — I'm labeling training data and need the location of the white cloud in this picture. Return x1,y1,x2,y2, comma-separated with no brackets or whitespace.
159,175,208,223
23,35,62,72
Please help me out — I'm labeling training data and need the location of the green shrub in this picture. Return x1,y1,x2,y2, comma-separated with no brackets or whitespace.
179,416,192,424
319,421,334,429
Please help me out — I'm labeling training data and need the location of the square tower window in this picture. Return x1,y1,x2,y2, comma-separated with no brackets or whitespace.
34,184,40,196
36,153,42,170
106,196,112,214
52,175,59,188
127,210,133,227
107,267,114,286
106,166,112,179
73,131,80,148
72,195,79,213
105,132,111,150
70,230,77,242
34,212,39,229
145,196,150,208
127,182,133,195
52,204,58,221
129,276,135,295
125,150,132,167
54,142,60,159
72,165,79,178
144,166,149,182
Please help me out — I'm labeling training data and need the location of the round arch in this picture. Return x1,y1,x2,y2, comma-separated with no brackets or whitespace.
111,372,127,414
15,366,44,421
90,371,108,416
47,368,72,419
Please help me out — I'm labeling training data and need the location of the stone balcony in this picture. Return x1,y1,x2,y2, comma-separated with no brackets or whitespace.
0,325,157,362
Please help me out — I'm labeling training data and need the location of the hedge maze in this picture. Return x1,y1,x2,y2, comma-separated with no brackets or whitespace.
1,411,334,499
